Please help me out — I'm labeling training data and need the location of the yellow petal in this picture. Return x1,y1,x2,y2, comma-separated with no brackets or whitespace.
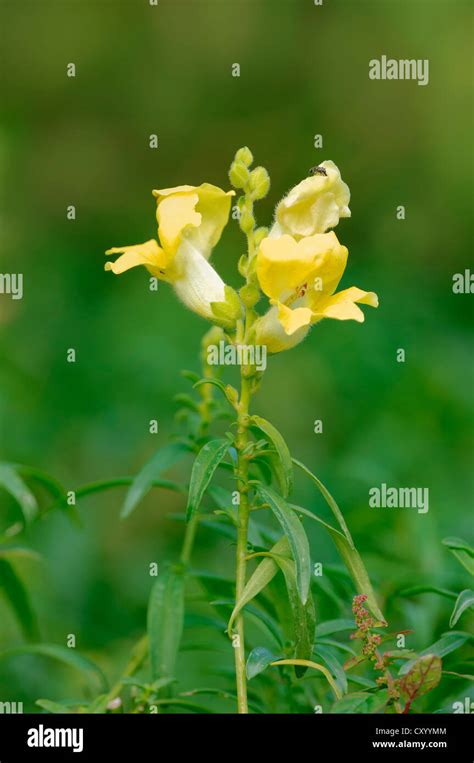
104,239,167,277
257,232,347,303
186,183,234,258
275,160,350,238
254,305,310,353
276,302,313,335
153,183,234,261
256,235,315,301
156,192,201,257
313,286,379,323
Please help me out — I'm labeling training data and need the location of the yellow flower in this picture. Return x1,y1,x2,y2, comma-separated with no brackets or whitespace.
105,183,234,320
255,232,378,352
272,161,350,239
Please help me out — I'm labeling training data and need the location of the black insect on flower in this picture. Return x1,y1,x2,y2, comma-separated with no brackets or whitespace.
309,165,327,176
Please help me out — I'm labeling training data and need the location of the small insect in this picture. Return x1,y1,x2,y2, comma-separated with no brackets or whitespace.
309,165,327,176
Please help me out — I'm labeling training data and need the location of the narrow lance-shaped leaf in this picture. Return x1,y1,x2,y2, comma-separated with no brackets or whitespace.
399,631,474,675
256,485,311,604
292,504,385,625
0,644,107,690
148,565,185,680
122,443,188,519
449,589,474,628
227,536,290,634
0,464,38,523
270,659,341,700
292,458,352,542
186,439,230,521
250,416,293,497
0,559,40,641
314,644,348,695
442,537,474,576
275,553,316,676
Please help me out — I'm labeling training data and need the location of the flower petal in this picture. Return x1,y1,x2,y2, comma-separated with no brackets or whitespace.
155,192,201,257
104,239,167,277
275,160,350,238
276,302,313,335
313,287,379,323
257,231,348,303
254,305,310,353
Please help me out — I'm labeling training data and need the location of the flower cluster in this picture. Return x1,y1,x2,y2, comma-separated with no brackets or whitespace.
351,593,382,659
105,149,378,354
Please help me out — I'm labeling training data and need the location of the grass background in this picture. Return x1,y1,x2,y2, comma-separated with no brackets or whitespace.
0,0,472,711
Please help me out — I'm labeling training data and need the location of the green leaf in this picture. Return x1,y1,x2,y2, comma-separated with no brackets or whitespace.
0,644,107,690
316,619,356,637
399,631,474,675
12,465,66,503
291,504,385,624
36,699,73,714
314,645,348,695
314,644,347,694
256,485,311,604
0,559,40,640
449,590,474,628
292,459,351,541
186,439,230,521
442,537,474,576
0,463,38,523
122,443,188,519
400,655,442,705
227,536,290,634
274,552,316,676
250,416,293,497
147,565,185,680
193,378,238,408
271,659,341,700
398,585,457,600
330,689,389,714
246,647,280,680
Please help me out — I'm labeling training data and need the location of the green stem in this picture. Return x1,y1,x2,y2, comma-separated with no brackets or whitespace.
232,202,259,714
102,633,148,710
233,373,251,713
180,512,199,567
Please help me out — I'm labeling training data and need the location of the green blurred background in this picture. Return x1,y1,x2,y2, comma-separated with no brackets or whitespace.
0,0,472,711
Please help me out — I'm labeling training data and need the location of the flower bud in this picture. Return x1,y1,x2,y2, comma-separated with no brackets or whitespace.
240,283,260,308
235,146,253,167
254,227,269,247
239,208,255,233
238,254,248,277
248,166,270,200
210,285,243,327
229,161,250,189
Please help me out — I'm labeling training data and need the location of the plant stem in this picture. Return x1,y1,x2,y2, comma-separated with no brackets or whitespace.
180,512,199,567
232,202,259,713
233,372,251,713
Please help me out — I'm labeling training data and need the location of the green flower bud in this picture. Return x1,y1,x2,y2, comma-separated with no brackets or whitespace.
239,208,255,233
238,254,248,277
240,283,260,308
248,166,270,200
254,226,269,246
210,285,243,327
235,146,253,167
229,161,250,189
